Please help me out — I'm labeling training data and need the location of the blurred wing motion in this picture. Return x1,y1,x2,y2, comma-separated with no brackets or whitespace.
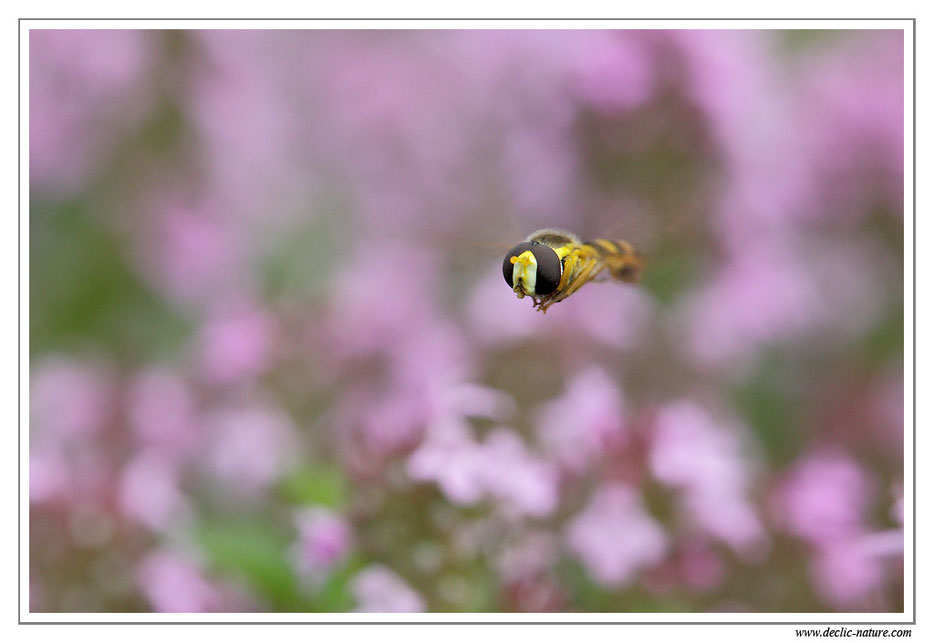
502,228,645,313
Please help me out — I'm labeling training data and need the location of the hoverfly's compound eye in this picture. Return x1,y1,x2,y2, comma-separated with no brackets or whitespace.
503,241,562,296
529,244,561,295
503,242,535,287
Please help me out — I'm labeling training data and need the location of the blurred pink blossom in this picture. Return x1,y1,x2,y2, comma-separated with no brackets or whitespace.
188,31,315,220
535,367,627,472
29,449,70,504
408,422,558,517
672,30,815,250
681,240,821,371
448,30,645,218
346,324,472,455
680,545,725,591
301,31,659,231
306,32,486,230
29,358,114,506
293,507,353,582
650,401,765,553
777,453,900,610
137,198,244,307
352,565,425,612
31,358,112,443
572,32,653,112
480,429,559,518
117,451,188,530
796,31,904,220
204,402,297,493
198,299,275,386
407,417,486,505
774,452,875,547
566,483,667,587
136,550,222,612
350,386,434,455
322,241,444,360
30,30,154,195
810,539,886,610
128,368,199,460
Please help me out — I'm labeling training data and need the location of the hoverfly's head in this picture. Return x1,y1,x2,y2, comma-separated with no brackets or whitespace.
502,241,561,299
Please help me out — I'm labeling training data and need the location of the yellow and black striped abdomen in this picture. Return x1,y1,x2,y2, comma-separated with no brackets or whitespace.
583,238,646,283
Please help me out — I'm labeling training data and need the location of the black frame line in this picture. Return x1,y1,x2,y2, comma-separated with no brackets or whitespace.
17,16,917,627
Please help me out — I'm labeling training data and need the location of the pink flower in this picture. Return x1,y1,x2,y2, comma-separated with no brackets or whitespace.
117,451,188,530
565,483,667,587
293,508,353,581
479,429,559,518
408,422,558,517
29,449,70,504
572,31,653,112
407,417,487,505
128,368,199,460
136,550,222,612
198,300,275,386
30,30,154,196
204,402,296,493
776,453,899,609
671,30,815,250
188,31,313,220
535,367,627,472
135,198,243,308
31,358,112,443
352,565,425,612
681,239,821,371
796,31,904,220
650,401,765,553
680,545,725,591
810,539,885,610
774,452,875,547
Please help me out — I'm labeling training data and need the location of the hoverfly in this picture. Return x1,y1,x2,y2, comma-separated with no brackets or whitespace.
503,228,645,313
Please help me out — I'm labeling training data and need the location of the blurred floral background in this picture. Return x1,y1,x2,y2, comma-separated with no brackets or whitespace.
29,28,905,614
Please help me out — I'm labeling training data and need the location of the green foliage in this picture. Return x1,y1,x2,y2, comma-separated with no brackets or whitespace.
640,237,705,307
732,352,808,467
276,465,349,509
860,307,904,371
30,201,191,363
197,518,361,612
256,196,352,304
197,520,303,611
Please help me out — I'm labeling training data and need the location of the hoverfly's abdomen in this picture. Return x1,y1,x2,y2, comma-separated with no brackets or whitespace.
584,238,646,283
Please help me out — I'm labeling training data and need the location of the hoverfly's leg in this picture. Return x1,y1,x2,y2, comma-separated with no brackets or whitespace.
556,249,583,294
537,249,587,314
556,255,604,301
